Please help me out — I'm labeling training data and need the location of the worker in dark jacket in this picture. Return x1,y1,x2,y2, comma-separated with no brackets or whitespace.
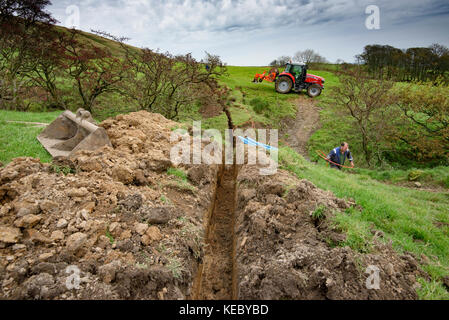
327,142,354,170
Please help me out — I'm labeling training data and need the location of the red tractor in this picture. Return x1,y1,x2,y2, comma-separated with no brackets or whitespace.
275,63,324,97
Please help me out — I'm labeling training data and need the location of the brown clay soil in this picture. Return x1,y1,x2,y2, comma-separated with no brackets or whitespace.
233,164,427,299
0,111,219,299
192,164,237,299
280,96,320,158
199,104,223,118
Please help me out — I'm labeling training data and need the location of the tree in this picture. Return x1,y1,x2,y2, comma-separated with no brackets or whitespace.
429,43,449,58
358,44,449,83
293,49,327,65
58,29,129,112
0,0,56,109
391,81,449,163
0,0,55,25
332,68,395,166
269,56,291,67
97,30,228,120
429,43,449,81
27,27,67,108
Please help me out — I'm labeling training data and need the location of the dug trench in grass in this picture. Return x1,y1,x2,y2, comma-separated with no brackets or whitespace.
191,162,239,299
191,106,240,299
192,109,276,299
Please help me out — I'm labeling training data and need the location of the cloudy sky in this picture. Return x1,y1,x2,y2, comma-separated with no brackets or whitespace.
48,0,449,65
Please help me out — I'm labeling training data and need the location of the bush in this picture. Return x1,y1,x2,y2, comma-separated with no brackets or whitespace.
249,97,269,114
408,169,424,181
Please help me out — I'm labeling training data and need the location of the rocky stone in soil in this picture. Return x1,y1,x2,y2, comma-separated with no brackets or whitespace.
0,111,219,300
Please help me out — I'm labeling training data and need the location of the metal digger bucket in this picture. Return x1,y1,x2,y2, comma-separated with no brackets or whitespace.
37,108,112,158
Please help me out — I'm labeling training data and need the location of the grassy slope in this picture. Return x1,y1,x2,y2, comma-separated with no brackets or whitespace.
218,66,449,299
217,67,337,131
53,26,141,56
280,147,449,299
22,27,139,117
214,66,297,130
306,71,449,189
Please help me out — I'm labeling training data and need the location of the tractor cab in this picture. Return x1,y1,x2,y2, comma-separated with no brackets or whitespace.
284,63,306,84
275,63,324,97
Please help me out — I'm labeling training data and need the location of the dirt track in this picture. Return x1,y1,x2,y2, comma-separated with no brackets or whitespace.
281,96,320,158
5,121,48,127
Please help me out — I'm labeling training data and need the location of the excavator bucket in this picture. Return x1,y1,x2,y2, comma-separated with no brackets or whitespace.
37,108,112,158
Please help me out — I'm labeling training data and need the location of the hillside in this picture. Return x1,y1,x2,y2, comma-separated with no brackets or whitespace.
53,25,140,56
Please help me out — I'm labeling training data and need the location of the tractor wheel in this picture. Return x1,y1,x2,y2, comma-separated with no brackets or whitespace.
307,84,322,98
259,78,263,83
275,76,292,94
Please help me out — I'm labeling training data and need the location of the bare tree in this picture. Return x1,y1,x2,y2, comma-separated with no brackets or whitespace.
429,43,449,57
269,56,292,67
94,30,228,120
293,49,327,65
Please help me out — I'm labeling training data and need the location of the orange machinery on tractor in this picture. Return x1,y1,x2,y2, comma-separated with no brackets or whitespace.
252,68,279,83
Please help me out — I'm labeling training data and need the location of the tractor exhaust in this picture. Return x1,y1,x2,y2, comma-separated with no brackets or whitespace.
37,108,112,158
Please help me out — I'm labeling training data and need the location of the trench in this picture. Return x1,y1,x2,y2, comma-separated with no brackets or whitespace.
191,163,238,299
191,107,239,300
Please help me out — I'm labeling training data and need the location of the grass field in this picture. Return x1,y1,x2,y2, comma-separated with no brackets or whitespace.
0,121,51,164
0,110,60,164
353,166,449,189
216,66,298,128
0,110,61,123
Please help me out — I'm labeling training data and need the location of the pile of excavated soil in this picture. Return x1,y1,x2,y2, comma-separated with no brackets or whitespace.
234,165,427,299
0,110,428,300
0,111,219,299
